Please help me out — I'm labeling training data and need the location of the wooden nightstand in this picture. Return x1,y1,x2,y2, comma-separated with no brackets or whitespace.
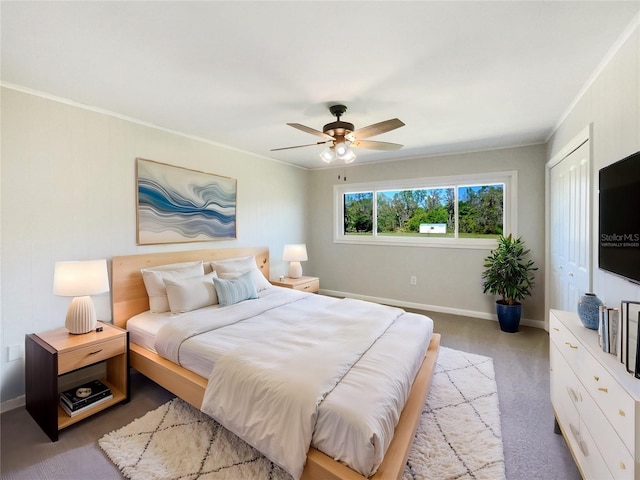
25,321,129,441
271,276,319,293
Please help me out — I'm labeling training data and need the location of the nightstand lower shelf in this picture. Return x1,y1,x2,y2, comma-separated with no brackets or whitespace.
57,379,127,430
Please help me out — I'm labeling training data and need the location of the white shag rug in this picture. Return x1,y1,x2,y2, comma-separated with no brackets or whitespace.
99,347,505,480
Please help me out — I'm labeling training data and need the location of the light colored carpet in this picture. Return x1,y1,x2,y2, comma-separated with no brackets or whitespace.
99,347,505,480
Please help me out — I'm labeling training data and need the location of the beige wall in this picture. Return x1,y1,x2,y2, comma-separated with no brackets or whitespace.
0,87,309,402
547,23,640,308
306,144,547,325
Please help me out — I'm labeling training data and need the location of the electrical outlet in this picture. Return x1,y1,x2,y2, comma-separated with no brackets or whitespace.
7,345,22,362
410,275,417,286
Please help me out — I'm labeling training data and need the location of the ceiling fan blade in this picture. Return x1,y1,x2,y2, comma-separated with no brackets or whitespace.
351,140,404,151
287,123,335,140
270,141,330,152
352,118,405,140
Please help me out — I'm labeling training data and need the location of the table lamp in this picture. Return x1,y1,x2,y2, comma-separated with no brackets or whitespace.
283,244,308,279
53,259,110,334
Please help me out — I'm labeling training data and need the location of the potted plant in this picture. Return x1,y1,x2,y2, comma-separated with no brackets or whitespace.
482,234,537,332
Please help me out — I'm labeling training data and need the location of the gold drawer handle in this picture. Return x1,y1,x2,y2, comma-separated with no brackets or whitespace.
598,387,608,393
88,349,103,355
553,327,560,332
620,462,626,470
619,409,626,417
565,342,578,349
593,376,600,382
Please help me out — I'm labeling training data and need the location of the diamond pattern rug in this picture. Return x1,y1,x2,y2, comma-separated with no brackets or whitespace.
99,347,504,480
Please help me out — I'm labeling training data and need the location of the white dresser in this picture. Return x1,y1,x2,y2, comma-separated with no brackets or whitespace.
550,309,640,479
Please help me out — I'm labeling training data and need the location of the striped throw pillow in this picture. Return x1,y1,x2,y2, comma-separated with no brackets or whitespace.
212,270,258,307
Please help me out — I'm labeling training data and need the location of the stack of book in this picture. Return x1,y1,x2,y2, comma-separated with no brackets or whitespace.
598,305,619,355
59,379,112,417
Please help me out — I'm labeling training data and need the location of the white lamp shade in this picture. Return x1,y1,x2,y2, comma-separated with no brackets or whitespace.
320,141,355,164
54,260,109,334
54,260,109,296
335,140,356,163
283,244,308,262
341,148,357,163
334,140,349,156
320,147,336,163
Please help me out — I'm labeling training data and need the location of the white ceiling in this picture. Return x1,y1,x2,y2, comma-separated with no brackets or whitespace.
2,1,639,169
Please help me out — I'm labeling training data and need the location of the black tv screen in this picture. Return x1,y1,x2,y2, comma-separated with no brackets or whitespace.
598,150,640,284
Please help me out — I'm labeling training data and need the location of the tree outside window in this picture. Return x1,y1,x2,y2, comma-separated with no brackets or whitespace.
344,192,373,234
342,183,504,239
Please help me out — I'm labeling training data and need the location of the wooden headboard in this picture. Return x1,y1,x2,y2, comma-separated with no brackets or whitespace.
111,247,270,329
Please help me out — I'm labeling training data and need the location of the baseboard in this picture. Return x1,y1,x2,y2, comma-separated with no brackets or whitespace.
1,395,25,413
318,289,546,330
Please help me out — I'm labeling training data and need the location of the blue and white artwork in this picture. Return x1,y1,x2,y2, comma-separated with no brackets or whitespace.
136,158,237,245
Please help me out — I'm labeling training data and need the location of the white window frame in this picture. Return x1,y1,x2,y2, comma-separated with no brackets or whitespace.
334,171,518,249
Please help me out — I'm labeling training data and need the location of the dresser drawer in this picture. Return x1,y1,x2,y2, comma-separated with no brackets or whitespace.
58,336,126,375
572,417,615,480
580,380,635,480
550,313,580,374
581,350,636,455
550,344,581,428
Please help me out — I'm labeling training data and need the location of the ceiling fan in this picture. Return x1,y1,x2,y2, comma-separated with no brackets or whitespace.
271,105,405,164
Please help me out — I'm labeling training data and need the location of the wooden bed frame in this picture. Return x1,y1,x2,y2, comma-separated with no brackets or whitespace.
112,246,440,480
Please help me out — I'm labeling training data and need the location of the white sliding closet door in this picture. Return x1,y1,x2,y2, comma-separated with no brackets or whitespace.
549,140,591,313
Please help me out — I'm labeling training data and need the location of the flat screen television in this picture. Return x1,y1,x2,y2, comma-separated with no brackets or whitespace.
598,150,640,284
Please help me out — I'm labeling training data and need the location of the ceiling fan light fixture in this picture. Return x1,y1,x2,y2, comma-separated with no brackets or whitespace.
274,105,404,164
320,146,336,163
334,140,349,157
340,148,357,164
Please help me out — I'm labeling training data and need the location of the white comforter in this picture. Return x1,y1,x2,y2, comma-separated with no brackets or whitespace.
202,298,401,479
149,288,433,478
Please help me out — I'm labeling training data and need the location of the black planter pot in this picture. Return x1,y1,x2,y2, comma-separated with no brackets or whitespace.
496,301,522,333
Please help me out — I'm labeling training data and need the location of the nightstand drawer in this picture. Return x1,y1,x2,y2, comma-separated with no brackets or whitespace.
58,336,126,375
293,278,319,293
271,276,319,293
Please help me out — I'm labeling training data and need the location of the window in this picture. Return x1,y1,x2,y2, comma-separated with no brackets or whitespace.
335,171,517,248
344,192,373,234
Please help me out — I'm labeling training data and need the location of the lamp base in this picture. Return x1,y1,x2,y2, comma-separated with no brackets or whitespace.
288,261,303,279
65,296,98,334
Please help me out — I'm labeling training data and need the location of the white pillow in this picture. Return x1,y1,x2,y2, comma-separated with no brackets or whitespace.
209,256,271,292
212,270,258,307
141,261,204,313
164,271,218,314
219,272,241,279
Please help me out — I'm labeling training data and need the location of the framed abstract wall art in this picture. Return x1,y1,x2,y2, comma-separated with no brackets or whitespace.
136,158,237,245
